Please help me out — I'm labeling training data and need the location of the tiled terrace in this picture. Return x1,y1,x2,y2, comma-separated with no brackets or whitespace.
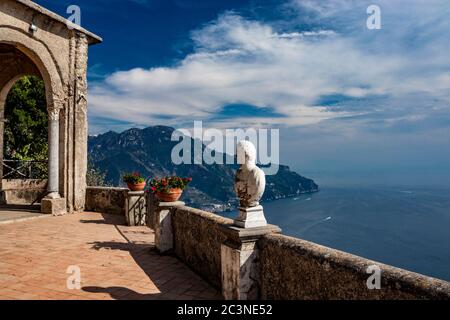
0,205,42,223
0,211,221,300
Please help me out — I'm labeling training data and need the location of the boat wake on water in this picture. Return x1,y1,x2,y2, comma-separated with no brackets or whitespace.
298,216,332,234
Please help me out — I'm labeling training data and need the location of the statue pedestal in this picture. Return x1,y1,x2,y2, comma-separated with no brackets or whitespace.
220,224,281,300
234,205,267,228
147,200,185,254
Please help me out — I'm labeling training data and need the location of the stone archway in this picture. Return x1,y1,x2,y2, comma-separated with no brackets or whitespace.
0,44,48,207
0,40,64,214
0,0,102,214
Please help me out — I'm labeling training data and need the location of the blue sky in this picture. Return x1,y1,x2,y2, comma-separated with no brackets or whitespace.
35,0,450,186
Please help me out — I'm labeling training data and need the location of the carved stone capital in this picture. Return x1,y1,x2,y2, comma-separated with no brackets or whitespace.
48,98,64,121
48,107,61,121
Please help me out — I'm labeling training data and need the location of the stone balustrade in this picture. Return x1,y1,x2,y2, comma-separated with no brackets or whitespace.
85,188,450,300
259,234,450,300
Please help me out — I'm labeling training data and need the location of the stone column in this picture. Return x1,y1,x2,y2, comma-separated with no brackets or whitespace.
0,109,5,202
148,200,185,254
73,33,89,212
220,225,281,300
41,105,66,215
47,107,60,198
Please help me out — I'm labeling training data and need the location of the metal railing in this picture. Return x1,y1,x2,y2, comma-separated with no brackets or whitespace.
2,159,48,179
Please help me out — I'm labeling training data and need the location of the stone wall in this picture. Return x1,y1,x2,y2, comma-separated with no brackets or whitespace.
85,187,128,215
259,234,450,300
0,179,47,204
147,198,450,300
171,206,233,288
163,206,450,299
2,179,47,190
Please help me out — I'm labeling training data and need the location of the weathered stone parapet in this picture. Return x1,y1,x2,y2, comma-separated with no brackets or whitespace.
0,179,47,205
220,225,281,300
259,234,450,300
171,206,233,288
1,179,47,190
125,191,147,226
162,205,450,300
85,186,128,215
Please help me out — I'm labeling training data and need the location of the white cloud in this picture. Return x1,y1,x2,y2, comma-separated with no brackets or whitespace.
291,0,358,18
89,1,450,134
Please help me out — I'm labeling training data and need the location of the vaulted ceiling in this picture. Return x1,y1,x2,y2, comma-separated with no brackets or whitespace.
0,43,41,91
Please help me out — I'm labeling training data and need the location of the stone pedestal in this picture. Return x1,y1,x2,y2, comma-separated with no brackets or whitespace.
151,201,185,254
220,224,281,300
234,205,267,228
125,191,147,226
146,193,157,229
41,197,66,216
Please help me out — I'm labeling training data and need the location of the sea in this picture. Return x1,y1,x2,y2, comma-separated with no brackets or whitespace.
220,186,450,282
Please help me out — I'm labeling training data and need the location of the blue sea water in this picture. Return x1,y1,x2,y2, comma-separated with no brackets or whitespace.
220,186,450,282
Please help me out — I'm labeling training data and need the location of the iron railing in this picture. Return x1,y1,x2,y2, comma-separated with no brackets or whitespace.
2,159,48,179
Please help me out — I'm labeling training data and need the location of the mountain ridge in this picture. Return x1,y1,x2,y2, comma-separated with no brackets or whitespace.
88,125,319,211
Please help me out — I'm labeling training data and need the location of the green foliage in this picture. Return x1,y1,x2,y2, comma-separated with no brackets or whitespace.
122,172,146,184
4,76,48,178
149,176,192,194
87,157,109,186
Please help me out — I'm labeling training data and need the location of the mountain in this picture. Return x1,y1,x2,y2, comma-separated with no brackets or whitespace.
88,126,319,211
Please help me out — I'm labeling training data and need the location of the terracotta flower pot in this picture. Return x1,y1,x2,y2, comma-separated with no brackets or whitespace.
127,181,146,191
156,188,183,202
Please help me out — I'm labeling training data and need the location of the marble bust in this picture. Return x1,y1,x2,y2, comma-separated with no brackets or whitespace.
234,141,267,228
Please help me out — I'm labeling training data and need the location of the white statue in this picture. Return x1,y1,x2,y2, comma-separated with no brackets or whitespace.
234,141,267,228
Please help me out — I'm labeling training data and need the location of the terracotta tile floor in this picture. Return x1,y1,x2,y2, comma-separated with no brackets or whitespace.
0,205,42,223
0,211,222,300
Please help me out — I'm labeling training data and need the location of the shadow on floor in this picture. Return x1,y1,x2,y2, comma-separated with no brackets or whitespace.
80,212,126,225
0,204,43,223
0,204,41,213
83,213,220,300
82,285,163,300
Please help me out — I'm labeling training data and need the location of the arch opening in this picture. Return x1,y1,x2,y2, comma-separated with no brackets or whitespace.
0,43,49,209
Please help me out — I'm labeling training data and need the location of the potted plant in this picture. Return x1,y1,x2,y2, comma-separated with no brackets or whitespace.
149,176,192,202
123,172,146,191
